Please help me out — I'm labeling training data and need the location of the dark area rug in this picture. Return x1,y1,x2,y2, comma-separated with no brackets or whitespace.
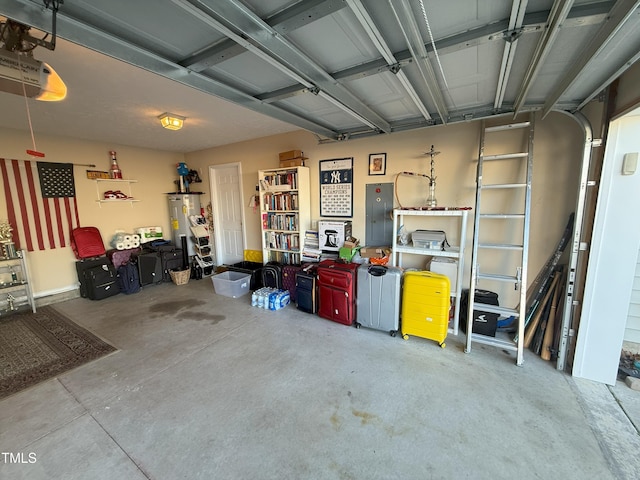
0,305,116,399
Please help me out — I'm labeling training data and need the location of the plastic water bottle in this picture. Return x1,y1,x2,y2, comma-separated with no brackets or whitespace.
268,290,276,310
264,288,273,309
260,288,269,309
256,289,264,309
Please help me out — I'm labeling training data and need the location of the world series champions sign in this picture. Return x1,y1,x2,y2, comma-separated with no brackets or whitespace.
319,158,353,217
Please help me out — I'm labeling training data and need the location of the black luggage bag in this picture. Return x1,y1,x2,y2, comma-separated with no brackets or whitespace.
160,249,184,282
143,241,184,282
75,257,120,300
136,251,164,286
261,262,283,289
460,289,499,337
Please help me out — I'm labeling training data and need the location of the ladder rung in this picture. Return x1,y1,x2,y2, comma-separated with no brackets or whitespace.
482,153,528,161
482,183,527,189
478,243,523,250
468,333,518,351
477,273,518,283
485,122,531,133
479,214,525,219
471,303,519,317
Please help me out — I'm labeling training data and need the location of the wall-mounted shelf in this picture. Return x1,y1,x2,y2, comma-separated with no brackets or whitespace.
95,179,139,206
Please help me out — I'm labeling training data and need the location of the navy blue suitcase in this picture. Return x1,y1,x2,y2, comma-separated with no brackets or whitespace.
295,265,318,314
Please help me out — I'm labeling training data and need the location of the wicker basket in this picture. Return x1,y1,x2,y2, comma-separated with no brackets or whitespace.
170,268,190,285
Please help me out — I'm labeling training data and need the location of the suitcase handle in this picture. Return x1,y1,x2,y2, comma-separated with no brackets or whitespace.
368,265,387,276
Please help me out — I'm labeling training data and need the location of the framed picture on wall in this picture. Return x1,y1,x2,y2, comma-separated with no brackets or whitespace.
369,153,386,176
319,158,353,217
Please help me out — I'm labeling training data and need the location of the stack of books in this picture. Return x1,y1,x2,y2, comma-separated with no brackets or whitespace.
301,230,321,263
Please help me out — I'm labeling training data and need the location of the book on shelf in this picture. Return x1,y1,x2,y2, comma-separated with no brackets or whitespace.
304,230,319,248
301,247,321,262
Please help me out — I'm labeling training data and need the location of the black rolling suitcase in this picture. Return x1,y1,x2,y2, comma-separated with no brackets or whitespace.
159,249,184,282
144,242,184,282
75,257,120,300
136,251,163,286
72,226,120,300
261,262,283,289
295,264,318,314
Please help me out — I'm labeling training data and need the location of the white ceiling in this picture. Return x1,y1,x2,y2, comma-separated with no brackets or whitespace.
1,0,639,153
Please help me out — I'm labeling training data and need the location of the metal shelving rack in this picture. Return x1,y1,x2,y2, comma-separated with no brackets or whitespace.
0,250,36,314
391,208,469,335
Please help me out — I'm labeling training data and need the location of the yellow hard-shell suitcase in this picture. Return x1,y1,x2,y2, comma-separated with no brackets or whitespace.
401,270,450,347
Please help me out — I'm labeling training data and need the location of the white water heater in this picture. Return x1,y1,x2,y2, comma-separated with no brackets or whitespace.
168,193,201,257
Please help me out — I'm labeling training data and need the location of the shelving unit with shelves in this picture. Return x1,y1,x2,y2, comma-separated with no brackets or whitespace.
391,208,470,335
0,250,36,315
258,166,310,265
190,224,215,276
95,179,139,205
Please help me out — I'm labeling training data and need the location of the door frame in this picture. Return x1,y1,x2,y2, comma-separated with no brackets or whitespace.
572,108,640,384
209,162,247,266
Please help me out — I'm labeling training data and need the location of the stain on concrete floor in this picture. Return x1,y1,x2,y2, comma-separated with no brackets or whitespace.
148,300,225,324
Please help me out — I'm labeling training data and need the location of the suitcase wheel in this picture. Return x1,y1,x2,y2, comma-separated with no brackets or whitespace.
390,330,397,337
402,334,409,340
355,322,360,329
440,342,446,349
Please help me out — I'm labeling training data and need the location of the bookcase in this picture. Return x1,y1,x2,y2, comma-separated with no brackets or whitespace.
259,166,310,265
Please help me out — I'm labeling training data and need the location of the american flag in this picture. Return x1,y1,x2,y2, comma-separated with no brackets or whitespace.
1,158,80,252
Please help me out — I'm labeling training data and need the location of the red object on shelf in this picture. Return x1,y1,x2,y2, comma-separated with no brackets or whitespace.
109,150,123,179
26,149,45,157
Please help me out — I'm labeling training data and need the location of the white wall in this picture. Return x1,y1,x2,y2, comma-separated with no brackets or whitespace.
573,112,640,384
187,112,584,311
0,127,186,297
0,112,585,314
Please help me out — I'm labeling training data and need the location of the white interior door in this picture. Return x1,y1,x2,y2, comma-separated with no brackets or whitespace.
210,163,245,266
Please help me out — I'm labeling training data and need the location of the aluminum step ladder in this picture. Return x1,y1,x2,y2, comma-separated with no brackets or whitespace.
465,112,534,366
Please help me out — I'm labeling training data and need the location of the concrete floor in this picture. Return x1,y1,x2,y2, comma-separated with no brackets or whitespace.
1,279,639,479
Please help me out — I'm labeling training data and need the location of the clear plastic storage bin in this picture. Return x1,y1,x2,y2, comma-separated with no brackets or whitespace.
211,271,251,298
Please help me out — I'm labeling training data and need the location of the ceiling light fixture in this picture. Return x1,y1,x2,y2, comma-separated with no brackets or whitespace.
158,112,185,130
